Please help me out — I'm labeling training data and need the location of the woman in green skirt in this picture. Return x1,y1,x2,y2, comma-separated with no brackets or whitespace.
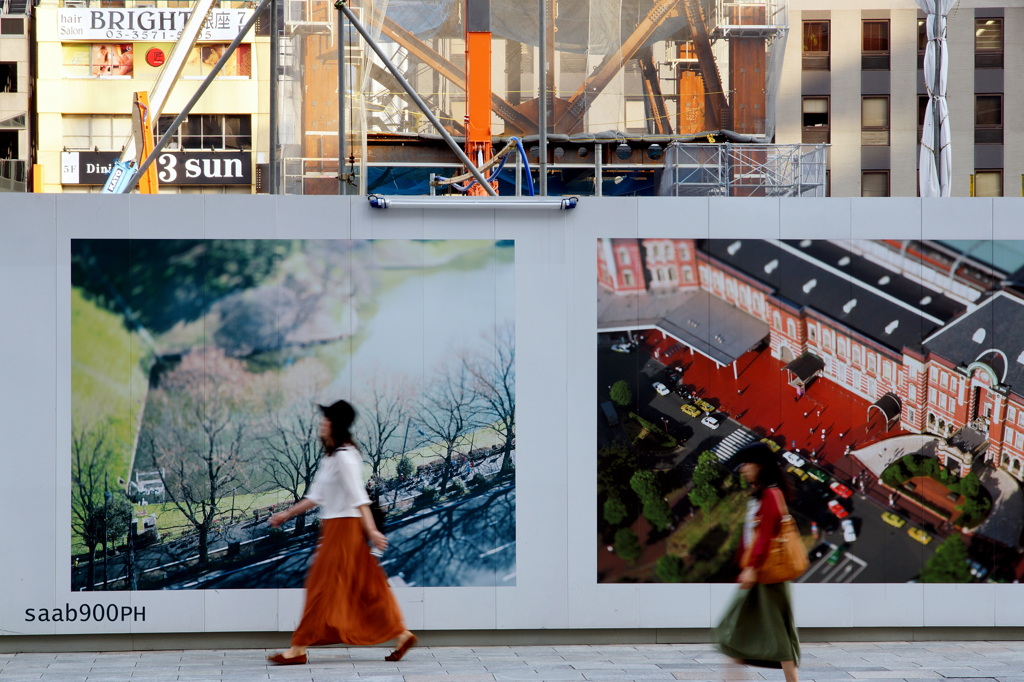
715,442,800,682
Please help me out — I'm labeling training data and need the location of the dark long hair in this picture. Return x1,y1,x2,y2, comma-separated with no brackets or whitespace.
736,442,792,501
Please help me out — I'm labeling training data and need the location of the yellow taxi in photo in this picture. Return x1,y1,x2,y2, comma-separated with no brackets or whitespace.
787,465,809,481
680,403,702,418
907,527,933,545
760,437,781,452
693,398,715,413
881,511,906,528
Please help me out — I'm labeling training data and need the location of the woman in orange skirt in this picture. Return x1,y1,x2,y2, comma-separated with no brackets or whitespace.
267,399,417,665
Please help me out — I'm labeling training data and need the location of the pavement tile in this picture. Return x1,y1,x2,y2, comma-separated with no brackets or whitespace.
582,672,678,680
846,672,943,679
670,671,764,680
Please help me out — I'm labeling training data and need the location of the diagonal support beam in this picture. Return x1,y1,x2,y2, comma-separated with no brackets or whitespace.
680,0,730,129
368,63,466,135
361,4,537,133
555,0,683,131
639,47,673,135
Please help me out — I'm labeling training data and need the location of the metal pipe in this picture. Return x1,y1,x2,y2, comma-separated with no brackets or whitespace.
338,3,347,195
335,1,497,196
269,0,278,193
122,0,272,193
537,0,547,195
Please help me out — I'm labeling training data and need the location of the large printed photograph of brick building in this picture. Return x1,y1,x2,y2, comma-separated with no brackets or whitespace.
71,239,515,591
597,238,1024,584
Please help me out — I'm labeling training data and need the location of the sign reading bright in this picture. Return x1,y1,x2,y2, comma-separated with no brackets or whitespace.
58,8,253,42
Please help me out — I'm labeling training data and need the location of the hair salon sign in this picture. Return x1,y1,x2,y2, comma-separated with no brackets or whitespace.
62,151,252,186
58,8,252,42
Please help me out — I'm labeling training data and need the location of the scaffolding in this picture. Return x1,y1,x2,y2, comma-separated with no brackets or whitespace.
273,0,796,195
657,141,828,197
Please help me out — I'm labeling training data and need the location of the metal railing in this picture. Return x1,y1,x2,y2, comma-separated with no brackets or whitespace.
658,142,827,197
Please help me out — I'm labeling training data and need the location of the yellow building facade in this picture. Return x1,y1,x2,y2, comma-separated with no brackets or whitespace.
35,0,269,193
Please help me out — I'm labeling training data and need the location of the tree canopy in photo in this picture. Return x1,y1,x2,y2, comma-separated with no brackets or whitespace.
72,239,294,334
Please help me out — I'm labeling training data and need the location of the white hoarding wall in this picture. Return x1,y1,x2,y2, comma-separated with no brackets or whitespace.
2,195,1023,638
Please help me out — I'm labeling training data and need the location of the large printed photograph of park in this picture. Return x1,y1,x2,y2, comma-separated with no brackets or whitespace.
598,238,1024,585
71,239,515,591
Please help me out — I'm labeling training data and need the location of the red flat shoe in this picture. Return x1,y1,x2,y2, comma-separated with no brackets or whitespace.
384,634,417,662
267,652,307,665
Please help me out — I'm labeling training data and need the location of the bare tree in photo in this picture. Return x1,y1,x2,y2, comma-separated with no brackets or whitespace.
72,423,133,590
467,321,515,476
417,360,482,497
355,370,416,481
144,347,257,566
260,372,325,536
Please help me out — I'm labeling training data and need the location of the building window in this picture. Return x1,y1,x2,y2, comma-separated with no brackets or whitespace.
918,95,930,131
975,95,1002,144
802,21,830,70
62,115,132,150
618,247,631,265
0,63,16,93
975,170,1003,197
917,19,927,69
622,270,634,287
862,20,890,70
677,243,690,261
184,44,252,78
862,97,889,146
156,114,252,150
682,265,694,283
862,171,890,197
802,97,829,144
975,18,1003,69
62,43,134,78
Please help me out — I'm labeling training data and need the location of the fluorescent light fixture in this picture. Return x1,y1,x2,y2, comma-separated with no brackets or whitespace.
368,195,579,210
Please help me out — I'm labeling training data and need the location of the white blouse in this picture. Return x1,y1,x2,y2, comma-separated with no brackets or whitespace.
304,445,371,519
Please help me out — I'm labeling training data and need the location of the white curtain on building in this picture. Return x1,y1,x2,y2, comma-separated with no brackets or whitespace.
916,0,955,197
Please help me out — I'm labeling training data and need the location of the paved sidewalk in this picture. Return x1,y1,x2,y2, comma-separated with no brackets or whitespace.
2,641,1024,681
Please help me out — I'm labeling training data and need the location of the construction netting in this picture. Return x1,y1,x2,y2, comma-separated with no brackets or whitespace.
274,0,788,194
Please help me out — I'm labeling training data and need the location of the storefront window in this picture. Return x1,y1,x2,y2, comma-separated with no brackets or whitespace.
63,43,134,78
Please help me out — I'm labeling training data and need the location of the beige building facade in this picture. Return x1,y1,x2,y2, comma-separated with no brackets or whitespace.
776,0,1024,197
34,0,270,194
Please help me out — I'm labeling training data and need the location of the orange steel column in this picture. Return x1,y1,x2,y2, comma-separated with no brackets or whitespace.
465,0,495,195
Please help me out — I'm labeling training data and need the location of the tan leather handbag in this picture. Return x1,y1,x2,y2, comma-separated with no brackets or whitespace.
747,488,810,584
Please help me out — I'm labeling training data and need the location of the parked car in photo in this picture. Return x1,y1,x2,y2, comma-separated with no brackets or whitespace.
829,481,854,498
680,403,702,418
760,437,781,452
907,527,933,545
652,381,670,396
881,511,906,528
806,467,828,483
827,545,847,565
693,398,715,414
968,559,989,580
610,343,632,353
827,499,849,519
841,518,857,542
700,415,721,429
782,451,806,468
787,466,809,481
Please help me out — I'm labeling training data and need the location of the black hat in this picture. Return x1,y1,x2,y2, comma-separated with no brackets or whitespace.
734,441,776,466
318,399,356,430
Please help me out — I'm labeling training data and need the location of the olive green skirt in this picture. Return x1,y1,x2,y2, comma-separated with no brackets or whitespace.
715,582,800,668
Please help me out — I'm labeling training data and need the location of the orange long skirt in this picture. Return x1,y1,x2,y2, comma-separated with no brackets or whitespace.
291,518,406,647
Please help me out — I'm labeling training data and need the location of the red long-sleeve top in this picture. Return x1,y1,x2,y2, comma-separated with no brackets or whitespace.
738,487,784,570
